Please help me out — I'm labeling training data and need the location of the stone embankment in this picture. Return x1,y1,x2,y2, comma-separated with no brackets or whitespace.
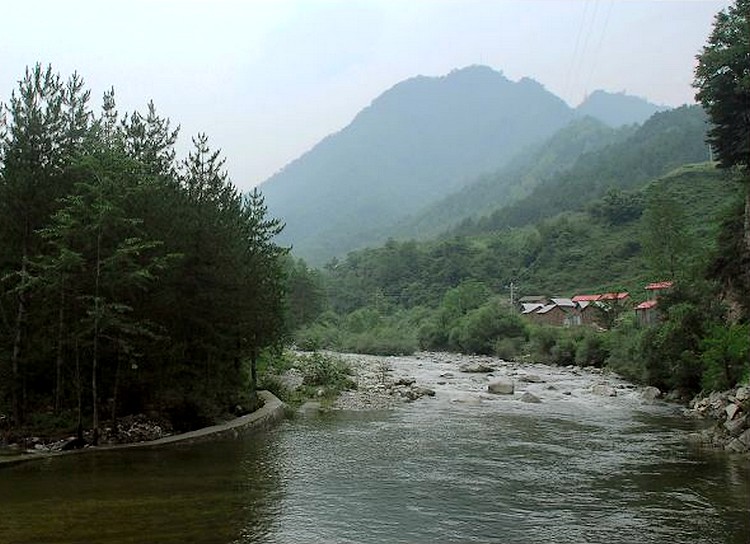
686,386,750,454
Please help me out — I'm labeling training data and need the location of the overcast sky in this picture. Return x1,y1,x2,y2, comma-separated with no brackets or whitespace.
1,0,731,191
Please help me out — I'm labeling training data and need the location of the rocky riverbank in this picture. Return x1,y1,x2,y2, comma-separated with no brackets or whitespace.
299,351,748,457
317,351,669,411
685,386,750,454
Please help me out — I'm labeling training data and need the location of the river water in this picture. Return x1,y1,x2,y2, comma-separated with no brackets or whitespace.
1,354,749,543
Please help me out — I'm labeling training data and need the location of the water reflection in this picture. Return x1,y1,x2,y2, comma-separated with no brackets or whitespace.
0,433,282,544
1,395,748,544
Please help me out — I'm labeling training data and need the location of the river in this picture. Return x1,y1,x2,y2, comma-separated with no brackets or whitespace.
1,353,749,543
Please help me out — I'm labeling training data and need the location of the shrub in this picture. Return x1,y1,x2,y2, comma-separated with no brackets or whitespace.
700,323,750,391
451,299,528,355
298,352,356,395
575,330,610,367
493,336,525,360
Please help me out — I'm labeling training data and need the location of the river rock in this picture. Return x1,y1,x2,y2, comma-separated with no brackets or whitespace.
488,380,514,395
404,386,436,401
520,392,542,403
725,438,746,453
460,362,495,373
395,377,416,387
592,384,617,397
739,428,750,449
735,386,750,402
519,374,544,384
725,403,741,420
723,414,747,437
641,386,662,401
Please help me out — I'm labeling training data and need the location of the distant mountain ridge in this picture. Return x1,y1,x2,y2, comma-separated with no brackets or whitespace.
576,90,669,128
259,65,667,264
386,116,633,241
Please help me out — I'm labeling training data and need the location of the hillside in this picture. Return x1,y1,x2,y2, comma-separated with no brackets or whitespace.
388,116,632,241
457,105,711,236
322,163,742,314
576,90,668,128
260,65,666,264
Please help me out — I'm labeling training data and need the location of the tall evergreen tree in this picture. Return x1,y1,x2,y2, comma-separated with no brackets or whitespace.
0,64,92,424
694,0,750,254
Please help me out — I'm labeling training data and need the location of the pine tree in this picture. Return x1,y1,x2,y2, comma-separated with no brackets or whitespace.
0,64,92,424
694,0,750,253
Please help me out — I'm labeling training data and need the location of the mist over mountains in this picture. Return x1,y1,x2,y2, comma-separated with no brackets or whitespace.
259,66,672,264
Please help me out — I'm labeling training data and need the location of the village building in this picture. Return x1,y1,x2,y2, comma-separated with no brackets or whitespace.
635,281,673,326
521,292,631,328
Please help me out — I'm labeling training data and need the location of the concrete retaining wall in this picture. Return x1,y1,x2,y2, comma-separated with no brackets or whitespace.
0,390,286,468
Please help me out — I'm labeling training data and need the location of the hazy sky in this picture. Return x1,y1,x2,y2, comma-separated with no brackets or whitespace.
1,0,731,191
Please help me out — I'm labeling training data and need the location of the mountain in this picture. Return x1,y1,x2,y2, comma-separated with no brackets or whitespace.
458,105,710,236
387,116,633,241
576,90,668,128
260,66,575,263
260,66,676,264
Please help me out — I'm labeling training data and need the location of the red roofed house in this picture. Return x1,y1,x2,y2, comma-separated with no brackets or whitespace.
572,292,631,328
636,281,673,326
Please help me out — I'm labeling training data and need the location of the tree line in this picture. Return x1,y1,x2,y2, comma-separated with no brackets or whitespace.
0,65,286,441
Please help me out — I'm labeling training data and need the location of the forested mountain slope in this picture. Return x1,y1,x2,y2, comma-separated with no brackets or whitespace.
261,66,573,260
456,105,711,236
388,116,632,241
260,65,575,263
323,163,741,314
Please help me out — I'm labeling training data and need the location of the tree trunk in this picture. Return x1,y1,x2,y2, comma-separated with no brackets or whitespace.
250,347,258,392
92,228,102,446
10,251,28,426
55,279,65,414
75,340,83,442
111,346,121,427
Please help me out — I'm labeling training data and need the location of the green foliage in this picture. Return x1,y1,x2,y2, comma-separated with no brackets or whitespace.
294,307,419,356
449,299,527,355
700,324,750,391
298,352,354,390
589,188,644,226
284,257,327,331
640,188,692,279
459,105,710,236
694,0,750,171
0,65,287,436
605,313,647,382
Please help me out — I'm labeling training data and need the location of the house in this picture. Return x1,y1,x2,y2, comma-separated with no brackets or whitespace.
520,291,631,328
635,299,659,326
635,281,673,326
645,281,673,297
520,302,545,315
571,292,631,328
526,298,580,326
531,303,571,326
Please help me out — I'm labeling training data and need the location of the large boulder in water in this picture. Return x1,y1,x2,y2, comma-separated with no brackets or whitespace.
641,386,662,401
520,392,542,403
488,380,514,395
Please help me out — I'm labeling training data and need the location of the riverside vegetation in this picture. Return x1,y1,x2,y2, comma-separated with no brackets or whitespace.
0,65,287,448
